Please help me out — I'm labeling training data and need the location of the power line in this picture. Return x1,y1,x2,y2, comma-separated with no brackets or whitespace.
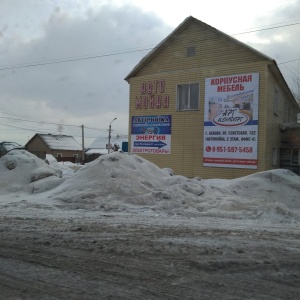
0,114,115,135
0,108,68,125
0,116,79,128
232,19,300,32
0,121,56,134
0,111,108,132
84,126,107,132
0,48,153,71
232,22,300,36
0,121,104,139
0,21,299,71
0,110,127,140
0,20,298,141
278,59,300,65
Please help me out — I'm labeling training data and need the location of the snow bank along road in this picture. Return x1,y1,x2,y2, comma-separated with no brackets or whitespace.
0,214,299,300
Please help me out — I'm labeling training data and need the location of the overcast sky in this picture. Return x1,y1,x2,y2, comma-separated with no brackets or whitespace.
0,0,299,147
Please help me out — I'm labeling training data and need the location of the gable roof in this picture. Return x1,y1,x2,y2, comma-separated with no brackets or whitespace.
124,16,296,103
27,134,82,151
125,16,274,81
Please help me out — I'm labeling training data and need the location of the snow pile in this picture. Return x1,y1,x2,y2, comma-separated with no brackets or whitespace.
0,150,299,222
50,152,204,210
46,154,82,178
49,152,300,222
206,169,300,211
197,169,300,221
0,150,64,194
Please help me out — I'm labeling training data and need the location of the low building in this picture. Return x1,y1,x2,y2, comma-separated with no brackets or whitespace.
125,16,300,179
26,133,83,163
280,124,300,175
85,148,108,163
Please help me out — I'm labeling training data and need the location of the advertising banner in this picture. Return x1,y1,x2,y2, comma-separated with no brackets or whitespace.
204,73,259,169
131,115,171,154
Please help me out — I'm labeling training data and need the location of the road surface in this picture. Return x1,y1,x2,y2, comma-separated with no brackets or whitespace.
0,214,299,299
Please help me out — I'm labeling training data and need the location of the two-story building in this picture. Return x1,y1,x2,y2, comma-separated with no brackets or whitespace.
125,16,300,179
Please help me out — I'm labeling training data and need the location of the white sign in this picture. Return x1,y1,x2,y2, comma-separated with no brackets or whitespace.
204,73,259,169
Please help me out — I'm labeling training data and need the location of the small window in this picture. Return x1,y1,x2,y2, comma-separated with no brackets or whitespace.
73,154,79,163
284,102,288,122
57,153,62,158
272,148,278,166
280,148,291,164
177,83,199,111
273,87,279,115
187,46,195,57
288,108,293,123
291,149,299,165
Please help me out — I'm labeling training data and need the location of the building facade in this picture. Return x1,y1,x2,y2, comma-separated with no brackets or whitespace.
125,16,300,179
280,125,300,175
26,133,83,163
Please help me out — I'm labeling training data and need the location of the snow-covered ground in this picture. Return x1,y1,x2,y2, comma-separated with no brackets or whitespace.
0,150,299,299
1,149,299,223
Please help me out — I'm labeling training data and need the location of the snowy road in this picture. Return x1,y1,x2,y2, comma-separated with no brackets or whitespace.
0,214,299,300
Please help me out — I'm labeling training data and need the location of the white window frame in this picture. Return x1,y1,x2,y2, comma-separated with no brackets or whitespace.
177,83,200,111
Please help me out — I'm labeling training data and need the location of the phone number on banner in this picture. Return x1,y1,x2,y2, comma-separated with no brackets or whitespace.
206,146,253,153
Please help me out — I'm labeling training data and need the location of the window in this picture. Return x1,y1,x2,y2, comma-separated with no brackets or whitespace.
273,87,279,115
280,149,299,165
291,149,299,165
280,148,291,164
272,147,278,166
57,153,62,158
73,154,79,163
187,46,195,57
177,83,199,110
288,108,292,123
284,102,288,122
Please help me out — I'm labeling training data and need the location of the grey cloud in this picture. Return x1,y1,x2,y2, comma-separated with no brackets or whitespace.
0,4,172,118
250,1,300,89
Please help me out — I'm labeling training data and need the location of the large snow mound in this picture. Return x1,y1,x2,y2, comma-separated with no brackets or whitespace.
1,150,299,222
51,152,204,206
49,152,300,222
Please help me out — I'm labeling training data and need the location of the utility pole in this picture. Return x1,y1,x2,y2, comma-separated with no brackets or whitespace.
108,118,117,153
81,124,85,165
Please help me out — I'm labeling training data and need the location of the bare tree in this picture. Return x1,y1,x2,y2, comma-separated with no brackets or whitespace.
289,58,300,104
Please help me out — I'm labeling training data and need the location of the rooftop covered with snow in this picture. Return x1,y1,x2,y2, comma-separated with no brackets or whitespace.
28,133,82,151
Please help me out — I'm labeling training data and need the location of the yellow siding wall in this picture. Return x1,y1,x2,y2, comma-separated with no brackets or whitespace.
137,22,264,77
127,20,298,179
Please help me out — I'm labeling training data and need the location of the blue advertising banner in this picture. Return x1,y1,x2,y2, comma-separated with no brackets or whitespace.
131,115,171,154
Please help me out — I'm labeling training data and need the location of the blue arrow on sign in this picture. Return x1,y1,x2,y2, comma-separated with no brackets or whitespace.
134,141,167,148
